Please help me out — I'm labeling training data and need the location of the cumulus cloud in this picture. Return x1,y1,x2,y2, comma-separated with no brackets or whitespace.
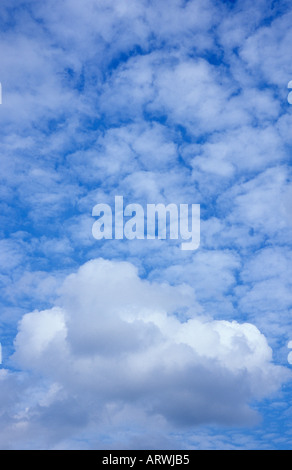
0,258,286,448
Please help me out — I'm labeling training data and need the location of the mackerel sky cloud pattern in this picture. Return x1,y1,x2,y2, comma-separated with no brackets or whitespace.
0,0,292,450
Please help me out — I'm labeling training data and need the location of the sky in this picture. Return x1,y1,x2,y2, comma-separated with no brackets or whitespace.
0,0,292,450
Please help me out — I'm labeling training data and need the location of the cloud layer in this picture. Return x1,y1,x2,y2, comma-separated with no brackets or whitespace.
0,0,292,450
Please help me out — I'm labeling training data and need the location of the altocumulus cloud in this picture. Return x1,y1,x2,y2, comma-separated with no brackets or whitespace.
0,0,292,451
0,258,287,449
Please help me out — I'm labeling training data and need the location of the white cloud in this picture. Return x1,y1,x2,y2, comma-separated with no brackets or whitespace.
0,238,27,273
152,249,240,313
191,124,286,178
219,166,292,243
0,258,286,448
239,10,292,86
0,0,292,450
234,247,292,344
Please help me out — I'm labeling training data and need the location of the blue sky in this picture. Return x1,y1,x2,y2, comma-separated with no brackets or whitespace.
0,0,292,450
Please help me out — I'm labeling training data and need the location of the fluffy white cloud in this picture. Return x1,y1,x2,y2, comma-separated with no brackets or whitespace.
0,258,286,449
